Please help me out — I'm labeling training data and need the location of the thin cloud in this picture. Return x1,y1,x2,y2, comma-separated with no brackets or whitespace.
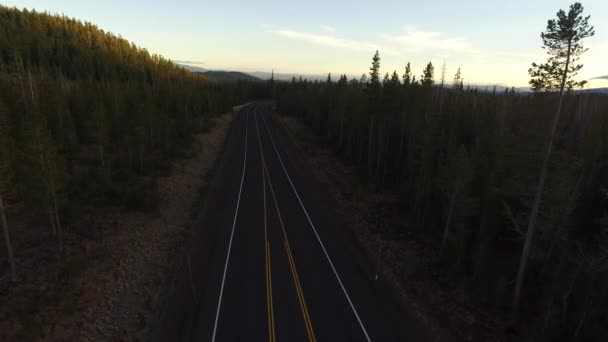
266,25,541,65
268,28,398,55
380,26,478,54
320,25,336,33
592,75,608,80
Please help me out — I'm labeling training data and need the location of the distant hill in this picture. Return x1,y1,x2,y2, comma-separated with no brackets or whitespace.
176,63,261,81
203,71,261,82
177,63,208,73
246,71,351,82
465,85,608,96
0,6,200,83
574,87,608,95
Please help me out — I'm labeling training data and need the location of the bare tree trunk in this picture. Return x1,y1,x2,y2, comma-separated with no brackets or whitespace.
368,116,374,177
544,171,584,264
339,110,344,148
48,207,56,235
442,184,460,252
138,128,144,174
36,128,62,255
561,267,580,324
16,57,27,107
358,127,364,164
399,112,407,177
99,145,105,168
511,41,572,324
206,88,212,114
50,175,62,256
574,293,591,340
0,192,16,282
439,87,444,116
327,111,331,139
28,66,35,102
376,121,382,171
399,114,405,156
57,109,65,144
58,73,66,142
541,296,554,335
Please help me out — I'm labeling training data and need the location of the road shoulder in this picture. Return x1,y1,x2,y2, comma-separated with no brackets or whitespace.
64,113,234,341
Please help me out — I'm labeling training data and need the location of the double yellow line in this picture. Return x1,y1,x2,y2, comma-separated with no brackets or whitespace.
255,113,317,342
261,114,276,342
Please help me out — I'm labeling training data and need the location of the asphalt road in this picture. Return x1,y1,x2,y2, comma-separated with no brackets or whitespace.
149,103,430,342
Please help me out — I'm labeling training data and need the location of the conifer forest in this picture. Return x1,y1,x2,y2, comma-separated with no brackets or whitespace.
275,4,607,339
1,3,607,341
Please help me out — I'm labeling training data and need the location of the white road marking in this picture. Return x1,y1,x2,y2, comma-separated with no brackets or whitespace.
260,112,372,342
211,108,250,342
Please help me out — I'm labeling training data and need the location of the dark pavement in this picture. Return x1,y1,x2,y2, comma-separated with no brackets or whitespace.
148,103,430,342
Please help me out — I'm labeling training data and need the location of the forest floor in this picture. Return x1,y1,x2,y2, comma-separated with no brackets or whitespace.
275,113,509,342
0,113,234,341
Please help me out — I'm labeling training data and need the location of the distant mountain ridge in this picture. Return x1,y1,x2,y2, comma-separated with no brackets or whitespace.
245,71,337,82
176,63,207,73
573,87,608,95
202,70,261,81
176,63,261,81
176,64,608,95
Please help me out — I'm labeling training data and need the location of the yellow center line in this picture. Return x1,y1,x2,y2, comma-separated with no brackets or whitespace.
266,166,317,342
267,243,276,342
259,113,276,342
255,113,317,342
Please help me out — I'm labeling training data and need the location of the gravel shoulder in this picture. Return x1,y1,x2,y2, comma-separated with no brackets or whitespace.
0,113,233,341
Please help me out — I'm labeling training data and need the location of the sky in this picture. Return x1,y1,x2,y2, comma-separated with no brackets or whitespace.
4,0,608,87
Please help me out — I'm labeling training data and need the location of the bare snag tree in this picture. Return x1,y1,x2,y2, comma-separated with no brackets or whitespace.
0,99,16,282
512,1,594,324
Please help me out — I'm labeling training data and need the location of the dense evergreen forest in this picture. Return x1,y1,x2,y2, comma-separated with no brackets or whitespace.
1,3,606,341
276,52,608,340
0,6,265,278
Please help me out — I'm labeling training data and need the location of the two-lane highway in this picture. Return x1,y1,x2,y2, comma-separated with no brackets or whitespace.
149,103,429,341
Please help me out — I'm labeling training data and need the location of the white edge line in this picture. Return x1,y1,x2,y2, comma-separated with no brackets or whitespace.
260,113,372,342
211,107,250,341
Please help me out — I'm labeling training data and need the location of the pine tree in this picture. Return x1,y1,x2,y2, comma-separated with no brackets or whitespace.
390,70,400,84
367,51,382,179
421,62,434,87
512,2,594,324
453,67,463,91
369,50,381,86
403,62,412,86
528,2,594,92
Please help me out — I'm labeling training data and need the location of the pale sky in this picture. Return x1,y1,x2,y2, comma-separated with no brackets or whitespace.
4,0,608,87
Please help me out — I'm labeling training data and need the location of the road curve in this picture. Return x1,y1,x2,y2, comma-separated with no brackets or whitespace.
148,103,431,342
